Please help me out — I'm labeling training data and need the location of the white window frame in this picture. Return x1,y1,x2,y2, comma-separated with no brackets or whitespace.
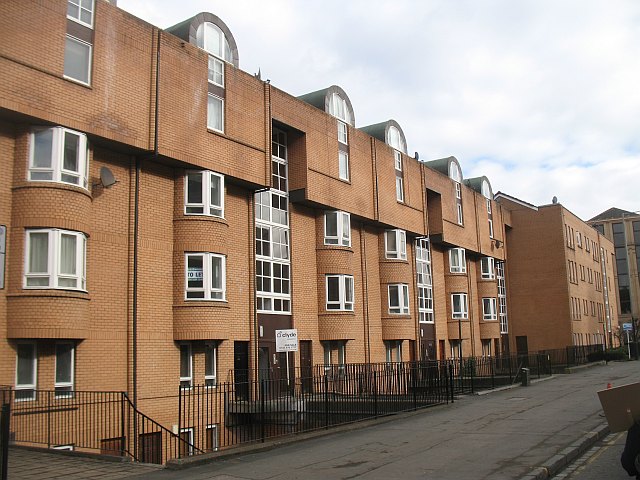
208,55,224,87
179,343,192,389
328,93,351,123
481,257,495,280
206,424,219,452
388,284,410,315
451,293,468,319
488,218,494,238
207,94,224,133
457,203,464,225
337,120,348,145
338,151,349,181
179,427,194,457
324,211,351,247
67,0,94,28
326,274,354,311
482,297,498,321
385,229,407,260
385,340,403,363
64,35,92,86
481,339,492,358
24,229,87,291
15,342,37,402
196,22,232,62
29,127,89,189
395,151,404,203
449,248,466,274
486,198,492,214
416,238,434,324
184,171,224,217
185,253,226,301
54,342,75,399
205,343,217,388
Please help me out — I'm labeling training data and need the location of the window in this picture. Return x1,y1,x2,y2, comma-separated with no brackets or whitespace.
206,425,219,452
388,284,409,314
488,219,494,238
451,293,468,319
323,341,346,374
456,202,464,225
55,343,74,398
67,0,94,27
196,22,232,62
385,340,403,363
208,56,224,87
25,229,86,290
338,121,348,145
385,229,407,260
185,171,224,217
207,94,224,132
30,127,89,188
450,340,462,359
338,151,349,181
482,339,492,357
205,343,217,388
326,275,354,311
185,253,226,300
482,298,498,321
179,428,194,457
256,191,288,226
387,126,406,153
416,238,434,323
64,36,92,85
328,93,351,123
449,248,466,274
179,344,192,389
481,257,495,279
15,343,37,401
395,151,404,202
324,211,351,247
576,231,582,248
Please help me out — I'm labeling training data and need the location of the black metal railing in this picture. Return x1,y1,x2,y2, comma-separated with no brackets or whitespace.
179,361,452,455
1,387,10,480
0,389,200,465
540,344,603,372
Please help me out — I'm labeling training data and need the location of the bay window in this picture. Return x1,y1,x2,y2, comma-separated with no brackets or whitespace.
385,229,407,260
185,253,226,300
184,171,224,217
449,248,466,274
25,229,86,290
388,284,410,315
451,293,468,319
326,275,354,311
29,127,89,188
324,211,351,247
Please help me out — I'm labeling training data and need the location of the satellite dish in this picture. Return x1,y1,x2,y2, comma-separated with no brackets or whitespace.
552,196,558,204
100,166,117,188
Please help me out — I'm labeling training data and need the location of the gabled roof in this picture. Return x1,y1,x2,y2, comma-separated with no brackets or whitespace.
588,207,637,222
494,192,538,211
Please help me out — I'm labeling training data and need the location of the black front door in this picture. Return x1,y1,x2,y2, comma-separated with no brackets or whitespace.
234,341,249,401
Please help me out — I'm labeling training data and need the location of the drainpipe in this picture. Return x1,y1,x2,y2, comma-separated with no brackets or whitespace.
360,223,371,363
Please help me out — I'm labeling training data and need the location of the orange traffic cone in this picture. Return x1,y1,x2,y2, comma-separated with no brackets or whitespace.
607,382,613,389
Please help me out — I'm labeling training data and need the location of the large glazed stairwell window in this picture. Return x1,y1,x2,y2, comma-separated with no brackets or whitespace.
329,93,351,182
65,0,94,85
255,128,291,314
449,161,463,225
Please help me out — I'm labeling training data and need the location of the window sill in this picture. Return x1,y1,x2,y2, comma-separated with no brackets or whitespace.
13,181,91,198
10,289,89,300
63,75,92,88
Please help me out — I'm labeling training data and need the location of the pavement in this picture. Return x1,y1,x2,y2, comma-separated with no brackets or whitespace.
6,360,640,480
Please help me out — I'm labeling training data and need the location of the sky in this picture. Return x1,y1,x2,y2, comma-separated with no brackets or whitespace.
117,0,640,221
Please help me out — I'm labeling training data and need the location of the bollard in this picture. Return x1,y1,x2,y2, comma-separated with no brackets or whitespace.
521,367,530,387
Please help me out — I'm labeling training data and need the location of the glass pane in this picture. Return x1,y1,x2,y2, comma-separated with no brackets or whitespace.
325,212,337,238
211,256,222,290
33,130,53,169
210,174,221,208
187,256,204,289
341,214,350,244
28,232,49,273
389,286,399,307
205,345,216,377
63,132,80,173
187,173,203,205
56,344,73,383
59,234,77,275
207,96,223,131
345,277,353,303
64,37,91,84
386,231,397,253
180,345,191,378
327,277,339,302
17,344,35,385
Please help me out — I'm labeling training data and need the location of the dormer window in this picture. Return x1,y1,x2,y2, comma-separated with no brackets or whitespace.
387,126,406,154
196,22,232,62
328,93,351,124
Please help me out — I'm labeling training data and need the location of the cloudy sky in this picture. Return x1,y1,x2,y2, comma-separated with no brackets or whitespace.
117,0,640,220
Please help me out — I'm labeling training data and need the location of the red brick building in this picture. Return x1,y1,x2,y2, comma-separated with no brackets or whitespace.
0,0,616,458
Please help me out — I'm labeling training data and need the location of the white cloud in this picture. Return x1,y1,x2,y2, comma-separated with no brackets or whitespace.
118,0,640,219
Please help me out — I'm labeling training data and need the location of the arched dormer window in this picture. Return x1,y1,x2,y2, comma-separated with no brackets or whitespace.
196,22,233,62
481,179,492,199
328,93,352,124
387,126,406,154
449,161,462,182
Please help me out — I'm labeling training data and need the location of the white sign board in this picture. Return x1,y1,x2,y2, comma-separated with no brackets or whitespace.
275,329,298,352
